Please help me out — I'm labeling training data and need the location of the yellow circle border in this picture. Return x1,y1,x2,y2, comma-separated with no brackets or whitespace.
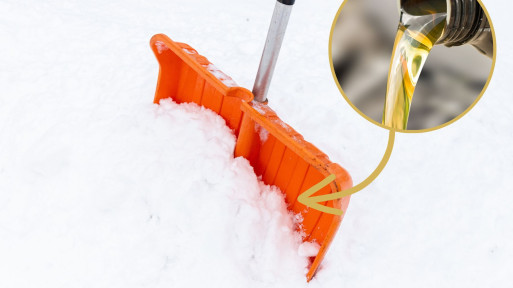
328,0,497,134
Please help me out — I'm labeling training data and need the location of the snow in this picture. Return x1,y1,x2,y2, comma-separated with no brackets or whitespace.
1,0,513,287
154,41,169,54
205,64,238,87
298,242,321,258
0,98,314,287
255,123,270,143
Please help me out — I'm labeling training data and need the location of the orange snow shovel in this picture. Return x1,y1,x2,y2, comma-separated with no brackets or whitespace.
150,0,352,281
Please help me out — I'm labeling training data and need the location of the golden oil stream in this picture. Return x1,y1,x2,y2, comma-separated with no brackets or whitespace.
383,11,446,129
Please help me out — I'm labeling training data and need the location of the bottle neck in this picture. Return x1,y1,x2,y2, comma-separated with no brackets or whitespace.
399,0,493,58
437,0,486,46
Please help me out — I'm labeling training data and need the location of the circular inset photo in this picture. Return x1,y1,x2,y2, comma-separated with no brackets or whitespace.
330,0,495,132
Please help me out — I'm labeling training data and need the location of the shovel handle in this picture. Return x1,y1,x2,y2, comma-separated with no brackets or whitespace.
252,0,295,103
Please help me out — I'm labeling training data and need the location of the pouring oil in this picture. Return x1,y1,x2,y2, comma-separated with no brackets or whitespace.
383,3,447,129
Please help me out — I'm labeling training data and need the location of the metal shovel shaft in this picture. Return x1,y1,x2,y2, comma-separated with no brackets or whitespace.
252,0,294,103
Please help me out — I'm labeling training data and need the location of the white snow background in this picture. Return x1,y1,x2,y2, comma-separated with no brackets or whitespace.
0,0,512,287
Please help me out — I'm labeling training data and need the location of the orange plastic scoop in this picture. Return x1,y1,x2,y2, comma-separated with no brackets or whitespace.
150,33,352,281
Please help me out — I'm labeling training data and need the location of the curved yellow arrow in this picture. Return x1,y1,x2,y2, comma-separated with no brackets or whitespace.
297,130,395,215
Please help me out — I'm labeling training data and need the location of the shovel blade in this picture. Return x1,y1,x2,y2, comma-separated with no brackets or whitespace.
150,35,352,281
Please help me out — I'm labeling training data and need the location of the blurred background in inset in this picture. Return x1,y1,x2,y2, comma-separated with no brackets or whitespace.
331,0,493,130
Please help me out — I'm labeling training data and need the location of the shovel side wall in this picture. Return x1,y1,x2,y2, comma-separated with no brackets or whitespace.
235,102,352,282
150,34,253,135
